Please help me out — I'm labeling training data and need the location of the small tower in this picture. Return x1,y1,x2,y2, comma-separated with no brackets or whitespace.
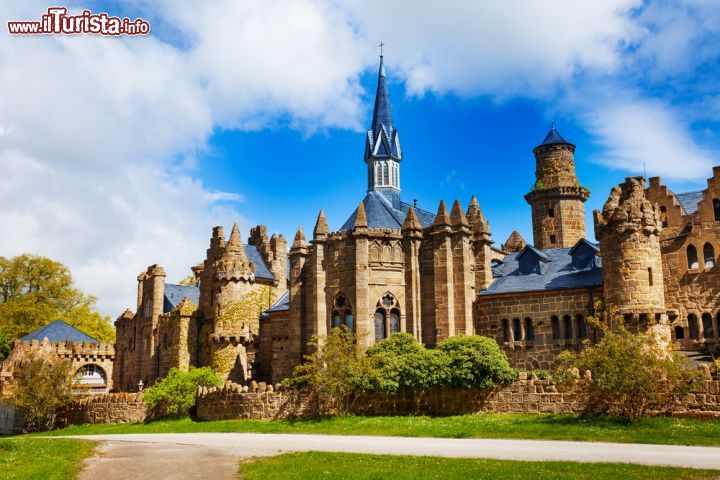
365,55,402,209
525,125,589,249
594,177,665,320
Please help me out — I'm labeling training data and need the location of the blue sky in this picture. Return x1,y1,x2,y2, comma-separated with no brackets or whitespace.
2,1,720,316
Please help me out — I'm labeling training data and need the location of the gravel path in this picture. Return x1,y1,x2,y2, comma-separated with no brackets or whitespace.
69,433,720,479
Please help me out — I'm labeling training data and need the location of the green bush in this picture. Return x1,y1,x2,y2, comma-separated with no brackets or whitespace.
366,333,516,392
143,367,221,417
437,335,518,389
0,331,11,361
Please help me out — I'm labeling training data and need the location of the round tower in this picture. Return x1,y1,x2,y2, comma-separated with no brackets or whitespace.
525,125,589,249
594,177,666,319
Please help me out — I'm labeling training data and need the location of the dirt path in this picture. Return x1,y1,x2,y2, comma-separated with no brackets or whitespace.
71,432,720,479
78,440,243,480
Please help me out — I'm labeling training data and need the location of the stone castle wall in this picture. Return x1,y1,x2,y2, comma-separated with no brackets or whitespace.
646,172,720,353
476,288,601,370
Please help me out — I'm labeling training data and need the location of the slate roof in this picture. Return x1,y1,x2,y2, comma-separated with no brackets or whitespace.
536,125,574,148
340,190,435,231
163,283,201,313
246,244,274,280
482,244,603,295
21,319,98,344
674,190,703,215
263,290,290,314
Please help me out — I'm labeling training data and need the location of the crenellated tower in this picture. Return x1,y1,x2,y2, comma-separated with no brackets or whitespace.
365,55,402,209
525,125,589,249
594,177,666,320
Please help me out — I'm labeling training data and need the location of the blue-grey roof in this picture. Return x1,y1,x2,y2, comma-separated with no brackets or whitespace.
537,125,574,148
21,319,98,344
246,244,274,280
340,191,435,231
163,283,200,313
482,245,603,295
264,290,289,313
675,190,703,215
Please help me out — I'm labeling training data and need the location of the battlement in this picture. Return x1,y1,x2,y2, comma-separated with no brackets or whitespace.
14,338,116,356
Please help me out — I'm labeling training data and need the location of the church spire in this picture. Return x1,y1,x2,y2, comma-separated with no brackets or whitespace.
365,54,402,206
370,55,394,137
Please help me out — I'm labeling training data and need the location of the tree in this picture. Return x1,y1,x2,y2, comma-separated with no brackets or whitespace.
178,274,197,286
0,254,114,342
0,331,11,361
143,367,221,417
558,304,699,420
289,327,379,415
14,353,74,432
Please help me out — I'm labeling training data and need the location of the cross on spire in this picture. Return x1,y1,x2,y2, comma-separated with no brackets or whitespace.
378,41,385,56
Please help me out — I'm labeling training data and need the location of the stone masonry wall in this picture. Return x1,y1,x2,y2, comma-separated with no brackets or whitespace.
194,375,720,421
59,393,149,426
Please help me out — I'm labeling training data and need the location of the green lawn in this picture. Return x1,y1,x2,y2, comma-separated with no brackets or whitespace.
238,452,720,480
36,413,720,446
0,438,94,480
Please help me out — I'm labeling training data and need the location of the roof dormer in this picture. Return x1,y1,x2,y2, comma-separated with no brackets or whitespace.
568,238,600,271
517,245,551,275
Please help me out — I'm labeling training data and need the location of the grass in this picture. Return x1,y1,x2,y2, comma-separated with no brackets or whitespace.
34,413,720,447
0,438,94,480
238,452,720,480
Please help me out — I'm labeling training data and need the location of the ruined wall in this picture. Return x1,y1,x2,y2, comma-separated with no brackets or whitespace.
646,172,720,353
476,288,601,370
59,393,149,426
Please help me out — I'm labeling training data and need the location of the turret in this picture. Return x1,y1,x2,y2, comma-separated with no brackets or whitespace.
594,177,665,319
525,125,589,249
467,196,494,290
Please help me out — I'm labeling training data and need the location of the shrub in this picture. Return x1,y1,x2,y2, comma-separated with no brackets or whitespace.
0,331,11,361
565,306,699,420
437,335,517,389
289,327,379,415
143,367,221,417
14,353,73,432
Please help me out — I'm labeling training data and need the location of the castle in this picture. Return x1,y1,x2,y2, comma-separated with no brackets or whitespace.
112,56,720,390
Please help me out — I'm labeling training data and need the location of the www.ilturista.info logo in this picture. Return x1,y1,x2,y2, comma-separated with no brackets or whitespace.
8,7,150,35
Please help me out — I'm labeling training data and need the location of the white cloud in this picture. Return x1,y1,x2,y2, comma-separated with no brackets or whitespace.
586,100,715,180
0,0,718,319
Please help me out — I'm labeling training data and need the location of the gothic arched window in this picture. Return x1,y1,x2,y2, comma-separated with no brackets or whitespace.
512,318,521,342
704,243,715,268
524,317,534,341
551,316,560,340
332,294,353,332
702,313,714,339
687,245,699,269
714,198,720,221
383,163,389,185
563,315,573,340
374,309,386,343
374,293,400,343
501,319,510,342
688,314,699,339
576,314,587,339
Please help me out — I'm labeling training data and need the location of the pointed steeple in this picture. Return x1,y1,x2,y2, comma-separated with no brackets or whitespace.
502,230,527,253
371,56,394,136
292,226,306,249
467,195,491,236
450,200,469,228
433,200,451,227
365,55,402,198
536,123,574,150
402,206,423,231
354,201,368,228
313,210,329,237
225,223,246,254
